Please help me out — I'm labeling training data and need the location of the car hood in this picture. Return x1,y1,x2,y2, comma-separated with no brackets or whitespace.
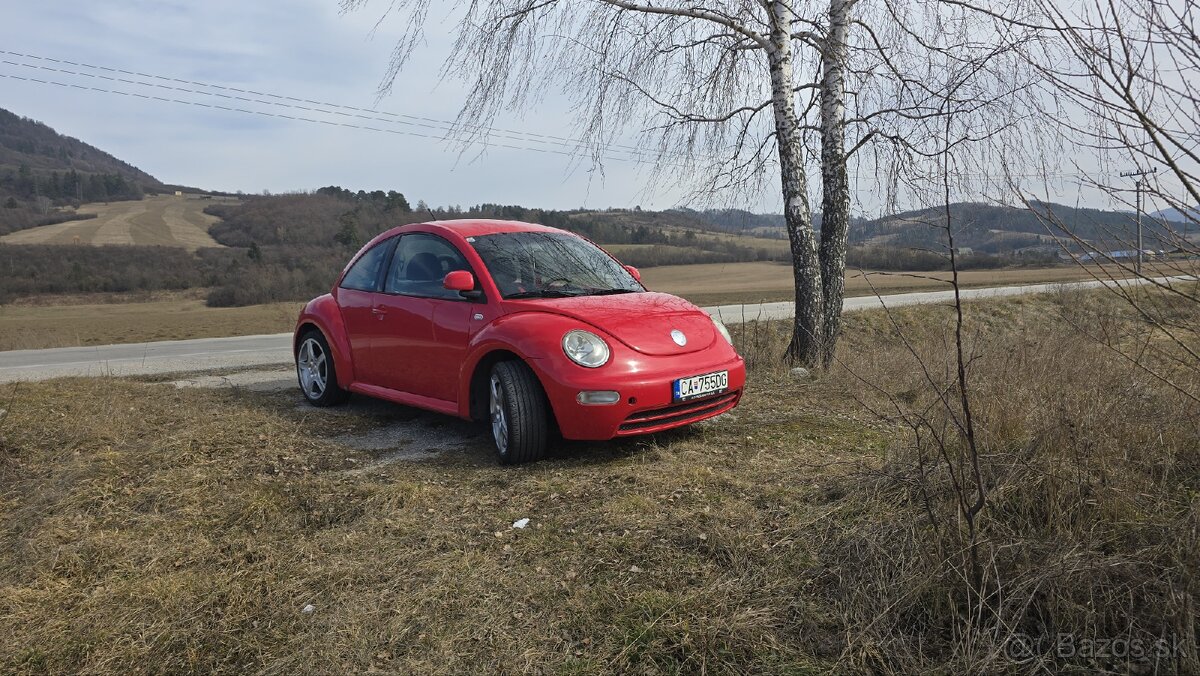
505,291,717,356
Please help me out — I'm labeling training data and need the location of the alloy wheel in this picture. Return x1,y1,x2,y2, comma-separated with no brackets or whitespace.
297,337,328,400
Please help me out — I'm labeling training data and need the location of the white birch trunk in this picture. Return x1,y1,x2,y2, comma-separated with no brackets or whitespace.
818,0,852,366
767,0,825,366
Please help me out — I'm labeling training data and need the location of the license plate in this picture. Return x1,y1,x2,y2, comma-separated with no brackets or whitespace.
672,370,729,402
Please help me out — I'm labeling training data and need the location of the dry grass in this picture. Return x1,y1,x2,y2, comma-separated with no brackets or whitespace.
0,286,1196,672
0,196,235,251
0,369,867,673
735,286,1200,673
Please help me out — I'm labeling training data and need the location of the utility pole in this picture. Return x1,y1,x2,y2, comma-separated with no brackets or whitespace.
1121,168,1157,274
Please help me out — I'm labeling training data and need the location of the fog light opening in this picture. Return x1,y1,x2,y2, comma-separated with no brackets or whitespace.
577,390,620,405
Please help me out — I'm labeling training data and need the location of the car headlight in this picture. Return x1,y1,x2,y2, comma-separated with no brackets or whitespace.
562,329,610,368
711,317,733,345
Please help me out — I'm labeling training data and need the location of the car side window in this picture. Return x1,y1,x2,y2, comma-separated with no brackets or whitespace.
384,233,473,299
339,238,393,292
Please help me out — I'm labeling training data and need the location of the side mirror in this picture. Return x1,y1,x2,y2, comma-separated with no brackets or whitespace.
443,270,483,300
624,265,641,282
443,270,475,291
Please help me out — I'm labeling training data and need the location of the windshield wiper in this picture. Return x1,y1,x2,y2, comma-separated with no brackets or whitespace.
505,289,583,299
586,288,638,296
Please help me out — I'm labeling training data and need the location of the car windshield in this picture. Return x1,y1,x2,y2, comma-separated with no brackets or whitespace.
469,231,643,299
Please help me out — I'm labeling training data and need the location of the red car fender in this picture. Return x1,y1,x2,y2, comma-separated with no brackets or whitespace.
456,311,599,419
294,293,356,388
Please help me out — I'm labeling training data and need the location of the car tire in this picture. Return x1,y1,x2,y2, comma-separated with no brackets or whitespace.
489,360,548,464
296,330,349,407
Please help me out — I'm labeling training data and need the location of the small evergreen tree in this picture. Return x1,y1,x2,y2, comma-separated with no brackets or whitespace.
334,212,361,250
385,190,411,213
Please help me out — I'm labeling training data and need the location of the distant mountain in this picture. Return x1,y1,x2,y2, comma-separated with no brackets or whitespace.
1150,206,1200,223
682,201,1163,253
676,201,1158,253
850,201,1166,253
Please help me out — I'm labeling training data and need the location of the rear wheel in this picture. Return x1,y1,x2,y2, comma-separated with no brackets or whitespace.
490,361,548,464
296,330,349,407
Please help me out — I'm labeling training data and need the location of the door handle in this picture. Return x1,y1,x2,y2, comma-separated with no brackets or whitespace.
371,308,387,320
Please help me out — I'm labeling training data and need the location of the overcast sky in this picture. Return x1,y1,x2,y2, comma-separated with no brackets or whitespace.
0,0,676,210
0,1,1142,215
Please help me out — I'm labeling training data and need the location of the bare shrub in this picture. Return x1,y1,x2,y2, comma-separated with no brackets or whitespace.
817,288,1200,672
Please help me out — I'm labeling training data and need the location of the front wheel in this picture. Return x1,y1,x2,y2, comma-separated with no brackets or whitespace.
296,331,349,407
489,361,548,464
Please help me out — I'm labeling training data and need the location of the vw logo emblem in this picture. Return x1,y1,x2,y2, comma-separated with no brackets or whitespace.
670,329,687,346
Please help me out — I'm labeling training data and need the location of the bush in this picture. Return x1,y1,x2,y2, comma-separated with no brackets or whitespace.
845,245,1053,271
0,244,230,299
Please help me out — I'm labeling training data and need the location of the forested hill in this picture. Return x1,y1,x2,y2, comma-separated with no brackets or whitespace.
682,201,1167,253
0,107,162,206
853,201,1163,253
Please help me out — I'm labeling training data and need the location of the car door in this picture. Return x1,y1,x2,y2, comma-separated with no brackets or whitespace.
335,236,396,385
374,233,481,403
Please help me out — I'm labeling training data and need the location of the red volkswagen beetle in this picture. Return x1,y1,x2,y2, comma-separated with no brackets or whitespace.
294,220,745,464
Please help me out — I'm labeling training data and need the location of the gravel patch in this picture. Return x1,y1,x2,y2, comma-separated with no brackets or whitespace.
168,368,295,392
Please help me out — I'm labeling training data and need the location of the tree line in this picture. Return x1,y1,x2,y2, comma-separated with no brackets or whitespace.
1,164,145,205
201,193,794,306
0,190,1061,307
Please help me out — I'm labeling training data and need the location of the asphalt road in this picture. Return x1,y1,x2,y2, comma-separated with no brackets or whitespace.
1,275,1192,383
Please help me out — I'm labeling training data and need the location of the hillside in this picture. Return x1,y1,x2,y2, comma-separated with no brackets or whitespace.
0,108,160,183
680,201,1177,255
0,108,164,235
673,207,798,237
850,201,1175,253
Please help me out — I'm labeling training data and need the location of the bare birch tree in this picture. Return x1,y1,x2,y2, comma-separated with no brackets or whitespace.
343,0,1032,366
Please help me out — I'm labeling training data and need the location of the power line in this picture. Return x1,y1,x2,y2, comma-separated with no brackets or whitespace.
2,56,659,161
0,67,1143,183
0,70,713,171
0,49,672,163
0,71,649,162
0,50,1168,184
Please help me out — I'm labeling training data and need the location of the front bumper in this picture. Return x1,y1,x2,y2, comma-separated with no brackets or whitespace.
531,352,746,440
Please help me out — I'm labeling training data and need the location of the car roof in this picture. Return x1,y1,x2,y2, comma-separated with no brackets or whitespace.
407,219,566,238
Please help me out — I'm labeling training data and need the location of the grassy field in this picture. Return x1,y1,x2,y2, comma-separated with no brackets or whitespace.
0,262,1172,351
1,288,1195,673
0,195,234,250
0,293,301,351
641,260,1168,306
